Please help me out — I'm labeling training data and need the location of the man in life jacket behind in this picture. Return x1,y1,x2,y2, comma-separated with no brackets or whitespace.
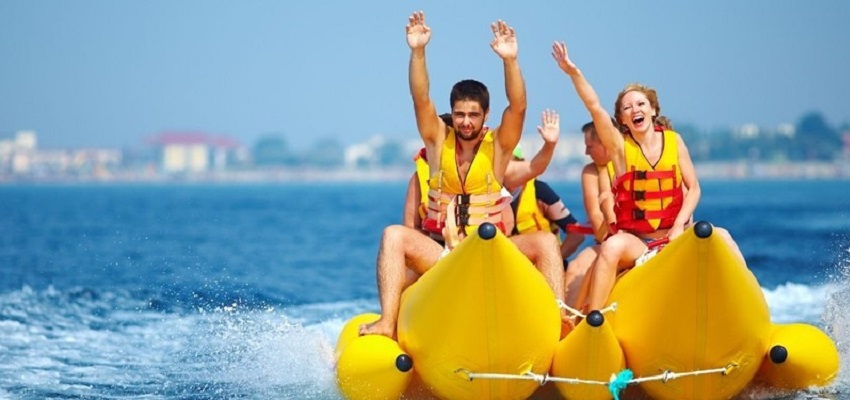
563,120,615,308
359,11,565,339
503,112,585,263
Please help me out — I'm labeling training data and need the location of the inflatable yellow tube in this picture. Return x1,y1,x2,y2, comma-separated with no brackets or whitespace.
397,224,561,400
756,323,840,389
335,221,840,399
335,313,414,400
552,310,625,400
607,222,771,400
334,313,380,360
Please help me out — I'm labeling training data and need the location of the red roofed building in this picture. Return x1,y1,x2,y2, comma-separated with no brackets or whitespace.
148,132,240,173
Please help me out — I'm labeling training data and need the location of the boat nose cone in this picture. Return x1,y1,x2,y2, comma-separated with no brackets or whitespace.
694,220,714,238
478,223,497,240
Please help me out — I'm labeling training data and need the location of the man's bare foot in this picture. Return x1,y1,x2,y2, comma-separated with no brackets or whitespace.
358,318,397,339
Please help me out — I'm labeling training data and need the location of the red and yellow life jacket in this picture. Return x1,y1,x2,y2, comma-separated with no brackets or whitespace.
612,129,684,234
422,129,508,242
514,179,552,235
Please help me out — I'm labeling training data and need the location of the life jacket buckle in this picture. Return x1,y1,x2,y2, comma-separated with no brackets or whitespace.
632,209,646,220
635,170,647,180
456,194,471,227
633,190,646,201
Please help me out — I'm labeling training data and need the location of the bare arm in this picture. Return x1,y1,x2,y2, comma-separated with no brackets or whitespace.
668,134,701,240
597,165,616,242
551,41,625,175
491,20,527,168
503,109,558,189
580,164,606,241
407,11,444,147
402,173,420,229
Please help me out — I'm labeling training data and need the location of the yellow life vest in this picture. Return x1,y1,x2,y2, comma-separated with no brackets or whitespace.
613,129,683,233
514,179,552,234
423,128,507,240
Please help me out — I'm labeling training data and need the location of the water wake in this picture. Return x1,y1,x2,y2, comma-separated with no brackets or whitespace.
821,246,850,397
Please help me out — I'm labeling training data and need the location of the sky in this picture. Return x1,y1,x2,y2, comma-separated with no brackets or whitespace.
1,1,849,149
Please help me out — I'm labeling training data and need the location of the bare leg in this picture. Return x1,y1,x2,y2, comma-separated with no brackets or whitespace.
359,225,443,338
564,245,599,308
510,231,571,336
586,232,647,311
510,231,564,302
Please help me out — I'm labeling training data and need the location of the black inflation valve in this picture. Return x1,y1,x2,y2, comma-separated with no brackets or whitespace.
395,354,413,372
478,222,497,240
694,220,713,238
586,310,605,327
769,345,788,364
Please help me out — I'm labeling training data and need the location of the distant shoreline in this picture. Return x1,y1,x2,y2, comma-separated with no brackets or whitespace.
2,160,849,184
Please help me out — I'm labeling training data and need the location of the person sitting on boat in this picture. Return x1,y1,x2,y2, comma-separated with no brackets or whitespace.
402,113,518,235
405,110,577,242
563,120,615,308
359,11,565,339
551,39,702,313
502,111,585,261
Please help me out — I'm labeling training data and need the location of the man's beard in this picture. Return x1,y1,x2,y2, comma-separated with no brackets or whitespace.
456,127,483,142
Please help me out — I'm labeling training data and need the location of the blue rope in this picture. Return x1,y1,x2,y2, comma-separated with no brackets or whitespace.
608,369,633,400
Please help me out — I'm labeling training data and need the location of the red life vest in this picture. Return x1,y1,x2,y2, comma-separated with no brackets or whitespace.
612,128,684,234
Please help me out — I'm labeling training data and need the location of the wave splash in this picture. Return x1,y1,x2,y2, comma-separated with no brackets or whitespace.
1,262,847,400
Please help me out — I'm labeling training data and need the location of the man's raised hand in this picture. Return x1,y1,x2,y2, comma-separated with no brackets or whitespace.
406,11,431,50
490,20,518,60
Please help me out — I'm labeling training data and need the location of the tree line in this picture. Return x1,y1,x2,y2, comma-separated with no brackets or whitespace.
251,111,848,168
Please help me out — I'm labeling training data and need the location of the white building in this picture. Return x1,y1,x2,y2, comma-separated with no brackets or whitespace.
0,131,38,174
149,132,239,174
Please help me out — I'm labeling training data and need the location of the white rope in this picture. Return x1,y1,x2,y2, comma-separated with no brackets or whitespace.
556,300,586,319
628,364,737,384
454,363,736,386
556,300,618,319
455,369,607,386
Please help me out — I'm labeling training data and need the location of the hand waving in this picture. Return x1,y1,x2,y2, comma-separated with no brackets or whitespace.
490,20,518,60
406,11,431,49
551,41,579,76
537,109,560,144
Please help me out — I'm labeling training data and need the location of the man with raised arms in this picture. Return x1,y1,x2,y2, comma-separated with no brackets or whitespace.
360,11,564,338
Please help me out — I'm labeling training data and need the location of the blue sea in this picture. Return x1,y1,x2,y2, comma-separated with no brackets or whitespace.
1,180,848,399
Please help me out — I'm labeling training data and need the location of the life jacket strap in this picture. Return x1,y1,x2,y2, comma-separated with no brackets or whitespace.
612,169,677,188
615,187,681,202
565,224,594,235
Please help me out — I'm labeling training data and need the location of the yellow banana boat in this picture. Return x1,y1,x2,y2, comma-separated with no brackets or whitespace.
335,222,839,400
336,224,559,400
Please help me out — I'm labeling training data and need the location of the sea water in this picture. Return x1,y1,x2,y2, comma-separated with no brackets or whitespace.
0,180,848,399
